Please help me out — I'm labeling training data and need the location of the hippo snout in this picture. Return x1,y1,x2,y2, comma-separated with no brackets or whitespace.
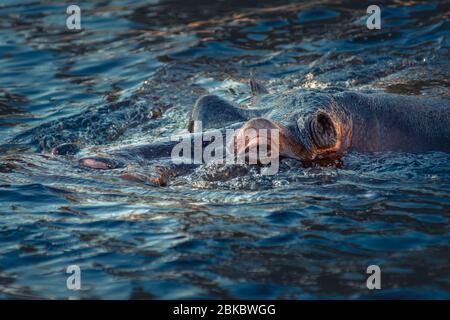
231,118,279,164
230,118,311,163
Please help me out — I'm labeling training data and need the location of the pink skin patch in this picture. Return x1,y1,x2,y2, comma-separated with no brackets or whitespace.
79,158,116,169
233,118,311,161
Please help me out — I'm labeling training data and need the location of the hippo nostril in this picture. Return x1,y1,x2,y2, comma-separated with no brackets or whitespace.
235,130,278,164
232,117,298,163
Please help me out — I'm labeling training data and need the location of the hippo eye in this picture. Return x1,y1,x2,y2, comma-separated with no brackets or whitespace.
309,113,337,149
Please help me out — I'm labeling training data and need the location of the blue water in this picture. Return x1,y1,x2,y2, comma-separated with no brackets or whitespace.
0,0,450,299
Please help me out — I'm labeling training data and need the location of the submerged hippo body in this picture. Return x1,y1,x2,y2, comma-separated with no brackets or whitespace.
73,89,450,177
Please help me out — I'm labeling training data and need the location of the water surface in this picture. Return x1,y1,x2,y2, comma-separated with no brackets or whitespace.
0,0,450,299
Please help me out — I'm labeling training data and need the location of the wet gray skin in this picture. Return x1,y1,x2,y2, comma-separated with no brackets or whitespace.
67,88,450,184
149,89,450,158
201,89,450,160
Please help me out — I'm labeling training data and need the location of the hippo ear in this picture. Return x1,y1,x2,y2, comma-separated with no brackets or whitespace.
249,77,269,96
310,113,337,149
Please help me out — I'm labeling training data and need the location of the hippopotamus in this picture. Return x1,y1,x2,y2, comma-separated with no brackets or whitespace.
190,89,450,159
52,82,450,184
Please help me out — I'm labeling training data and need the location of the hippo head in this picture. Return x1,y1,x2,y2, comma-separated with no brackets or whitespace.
230,91,352,163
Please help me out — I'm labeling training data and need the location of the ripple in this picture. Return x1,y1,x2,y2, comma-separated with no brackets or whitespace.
0,0,449,299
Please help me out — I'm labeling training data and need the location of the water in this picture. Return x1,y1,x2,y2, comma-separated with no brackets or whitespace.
0,0,450,299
